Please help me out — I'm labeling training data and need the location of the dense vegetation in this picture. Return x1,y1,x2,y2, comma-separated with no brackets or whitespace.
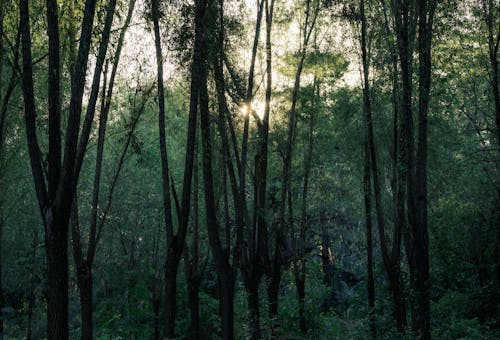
0,0,499,339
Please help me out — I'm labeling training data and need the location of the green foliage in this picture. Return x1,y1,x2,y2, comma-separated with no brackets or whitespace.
279,50,349,79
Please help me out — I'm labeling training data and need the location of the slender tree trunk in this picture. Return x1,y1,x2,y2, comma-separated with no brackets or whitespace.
297,275,306,333
294,76,317,334
164,258,179,339
267,269,280,319
199,13,234,337
363,124,376,339
320,211,334,286
219,272,235,339
0,214,4,339
153,297,160,340
185,131,201,340
481,0,500,148
152,0,176,336
152,0,200,335
78,273,92,340
44,213,69,340
27,230,38,340
246,277,260,340
187,276,200,340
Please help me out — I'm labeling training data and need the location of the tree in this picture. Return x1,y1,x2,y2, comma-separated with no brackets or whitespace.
267,1,319,333
152,0,202,337
355,0,408,331
390,0,437,337
19,0,111,337
69,1,138,338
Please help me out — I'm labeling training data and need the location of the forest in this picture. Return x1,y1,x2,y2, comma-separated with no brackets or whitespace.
0,0,499,339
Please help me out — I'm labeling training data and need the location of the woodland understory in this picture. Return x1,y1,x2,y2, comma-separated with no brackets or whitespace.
0,0,499,339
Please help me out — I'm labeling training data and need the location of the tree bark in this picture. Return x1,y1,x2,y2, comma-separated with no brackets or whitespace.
27,230,38,340
363,137,376,339
0,214,4,339
153,297,160,340
246,277,260,340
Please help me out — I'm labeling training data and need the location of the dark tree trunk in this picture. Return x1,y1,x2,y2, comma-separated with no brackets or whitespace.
27,230,38,340
67,1,127,338
246,277,260,340
360,0,411,336
77,271,92,340
187,276,200,340
320,211,334,286
153,297,160,340
164,258,179,339
0,214,4,339
480,0,500,285
152,0,200,335
297,276,306,333
481,0,500,148
389,271,406,333
363,120,376,339
294,75,317,334
219,272,235,340
267,269,280,319
410,2,436,339
185,131,201,340
199,14,235,338
45,214,69,340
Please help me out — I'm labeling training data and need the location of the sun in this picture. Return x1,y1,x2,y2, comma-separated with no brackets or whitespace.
239,100,266,121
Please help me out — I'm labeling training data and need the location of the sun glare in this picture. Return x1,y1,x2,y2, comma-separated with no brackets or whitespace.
239,100,266,121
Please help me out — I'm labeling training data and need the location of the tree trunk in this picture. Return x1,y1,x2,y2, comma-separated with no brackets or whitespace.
26,229,38,340
164,255,179,339
153,297,160,340
187,277,200,340
320,211,334,286
268,3,318,335
246,277,260,340
268,269,280,321
389,271,407,333
45,214,69,340
411,2,436,338
77,268,92,340
219,272,234,340
297,275,306,333
363,133,376,339
0,214,4,339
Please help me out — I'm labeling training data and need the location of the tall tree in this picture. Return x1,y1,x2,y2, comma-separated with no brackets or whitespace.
390,0,436,337
19,0,110,337
184,142,202,340
480,0,500,148
360,3,376,338
152,0,202,336
293,76,317,333
69,1,137,338
410,1,436,338
357,0,407,332
211,0,268,337
267,0,319,330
